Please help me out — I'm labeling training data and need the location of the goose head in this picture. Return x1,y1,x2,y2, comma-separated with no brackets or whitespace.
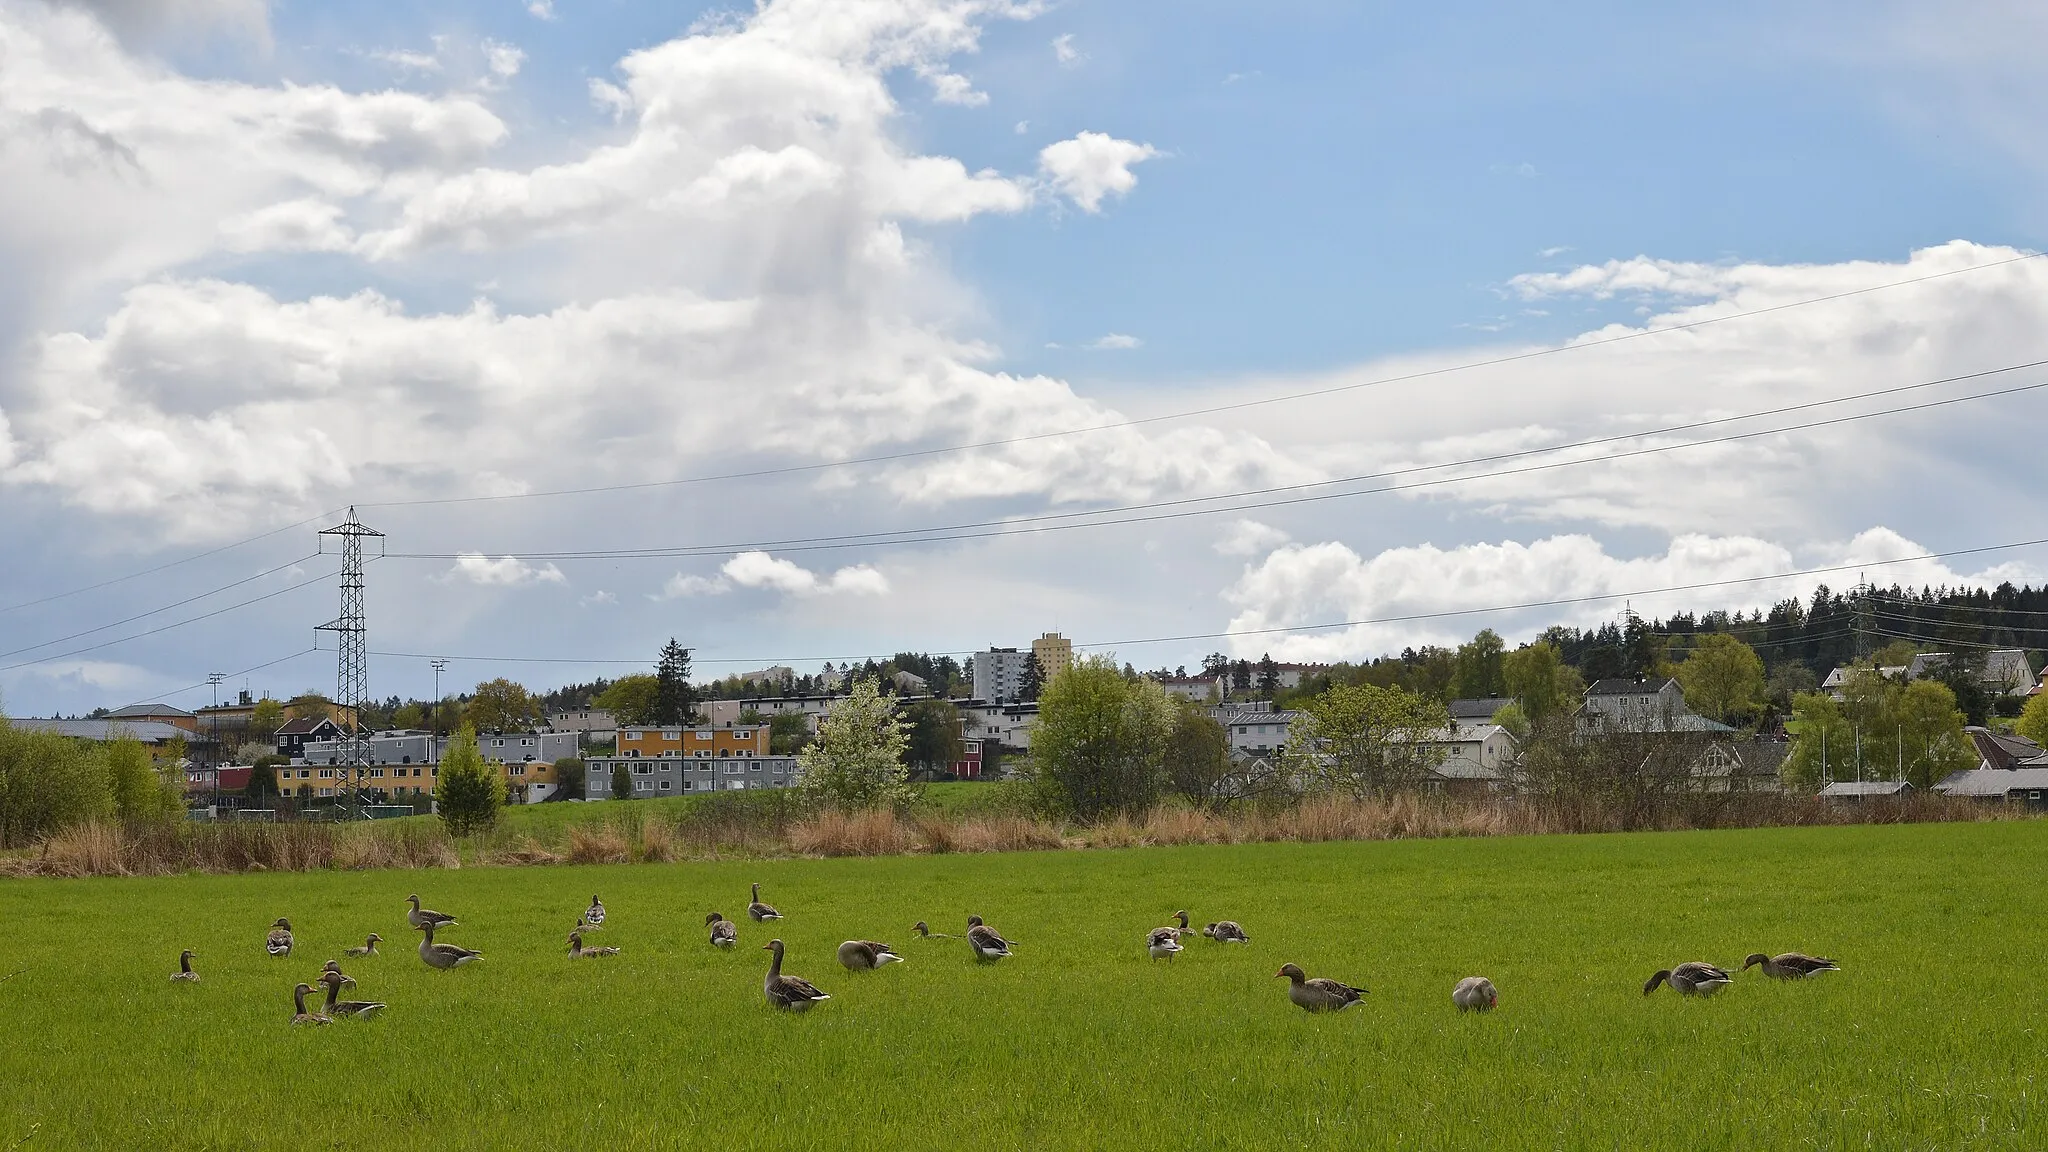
568,932,583,953
1741,953,1770,971
406,894,421,908
762,939,785,956
913,921,930,936
272,918,292,930
1174,910,1189,929
179,949,195,963
966,915,984,929
365,933,382,945
1643,970,1673,995
1275,963,1307,983
705,912,725,925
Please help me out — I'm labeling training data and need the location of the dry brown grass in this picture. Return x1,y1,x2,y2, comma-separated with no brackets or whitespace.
943,815,1068,853
564,824,630,865
637,819,676,863
788,809,914,857
487,837,564,866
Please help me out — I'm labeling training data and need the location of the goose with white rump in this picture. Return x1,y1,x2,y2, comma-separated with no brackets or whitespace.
405,895,457,932
583,896,606,930
1643,962,1733,997
706,912,738,949
1275,963,1367,1012
319,970,386,1019
837,940,905,970
761,940,831,1011
965,915,1013,962
1743,952,1839,979
1202,920,1250,945
416,922,483,970
1452,976,1497,1012
747,884,782,922
171,950,199,983
1145,925,1184,962
266,918,295,957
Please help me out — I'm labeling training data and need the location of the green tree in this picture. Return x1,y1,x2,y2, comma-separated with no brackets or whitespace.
1283,682,1452,797
392,701,426,730
0,721,115,848
2016,691,2048,749
552,756,586,799
903,699,964,778
593,674,660,726
464,678,539,733
435,727,503,836
1019,653,1045,703
1502,641,1582,722
106,737,180,823
1870,640,1920,669
1028,657,1175,820
654,639,697,725
1451,629,1507,700
768,711,812,755
1674,633,1766,724
248,755,286,801
798,677,913,809
1161,701,1233,810
249,697,285,740
1782,692,1854,790
611,762,633,800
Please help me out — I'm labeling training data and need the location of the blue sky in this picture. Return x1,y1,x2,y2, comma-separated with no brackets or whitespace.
2,0,2046,716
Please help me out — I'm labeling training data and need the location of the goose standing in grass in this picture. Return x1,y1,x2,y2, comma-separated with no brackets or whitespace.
320,960,356,989
1202,921,1251,945
1743,952,1840,979
568,932,619,958
318,970,386,1019
405,895,457,932
1452,976,1498,1012
706,912,738,949
583,896,606,930
345,934,381,958
912,921,955,939
965,915,1013,962
837,940,905,970
761,940,830,1011
290,983,331,1026
747,884,782,922
266,919,294,957
1275,964,1367,1012
1146,925,1184,962
416,923,483,970
1643,962,1733,997
171,950,199,983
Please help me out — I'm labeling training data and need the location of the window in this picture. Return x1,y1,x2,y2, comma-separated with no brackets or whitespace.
521,738,533,747
724,762,742,774
401,755,412,764
694,731,713,741
509,765,526,776
660,780,672,791
636,780,651,792
635,764,652,775
749,763,762,772
370,768,384,779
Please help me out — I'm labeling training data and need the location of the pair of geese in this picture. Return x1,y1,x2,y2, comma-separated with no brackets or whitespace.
1146,910,1250,960
291,962,385,1025
761,915,1017,1011
1274,968,1500,1013
1643,953,1841,996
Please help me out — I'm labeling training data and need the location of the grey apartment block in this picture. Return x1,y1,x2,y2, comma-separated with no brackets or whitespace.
582,755,801,799
298,730,580,767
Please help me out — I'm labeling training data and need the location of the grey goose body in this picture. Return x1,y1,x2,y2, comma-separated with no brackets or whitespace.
965,915,1013,962
344,934,381,958
762,940,830,1010
583,896,605,930
568,931,619,958
171,950,199,983
405,894,457,931
266,918,294,957
837,940,905,970
706,912,738,948
1452,976,1497,1012
1644,962,1733,997
319,970,385,1019
290,982,331,1026
416,922,483,969
1202,920,1250,944
1277,963,1367,1012
747,883,781,922
1743,952,1839,979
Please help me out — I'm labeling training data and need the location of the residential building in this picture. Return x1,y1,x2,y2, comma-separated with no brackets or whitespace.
104,703,199,733
274,716,345,759
956,699,1040,750
1211,702,1297,759
617,724,771,760
8,718,193,748
1426,723,1517,793
1965,727,2044,771
1031,633,1073,683
1819,779,1913,799
1936,767,2048,808
583,753,800,797
547,708,617,737
738,665,795,686
1826,649,2034,700
972,647,1033,703
1578,677,1733,734
289,730,574,801
700,696,836,729
1155,675,1224,702
1448,697,1516,723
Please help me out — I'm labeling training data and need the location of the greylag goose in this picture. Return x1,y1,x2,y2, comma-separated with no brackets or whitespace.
320,960,356,989
319,970,386,1019
965,915,1012,962
1276,963,1366,1012
912,921,955,939
405,895,457,931
567,931,619,958
1202,921,1250,944
706,912,738,948
266,918,294,957
290,982,331,1026
1146,925,1184,961
747,884,781,922
837,940,905,970
583,896,606,930
344,934,382,958
1452,976,1497,1012
1644,962,1733,997
1743,952,1839,979
761,940,830,1010
416,922,483,970
171,950,199,983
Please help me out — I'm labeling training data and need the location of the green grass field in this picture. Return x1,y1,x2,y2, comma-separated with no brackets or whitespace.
3,821,2043,1149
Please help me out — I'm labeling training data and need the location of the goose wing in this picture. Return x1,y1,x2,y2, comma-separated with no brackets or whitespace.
1305,977,1364,1003
748,902,781,921
266,929,293,955
430,942,483,961
769,974,829,1004
332,1000,386,1018
1216,921,1250,942
1674,962,1730,984
711,920,738,944
1146,927,1179,948
1778,952,1838,974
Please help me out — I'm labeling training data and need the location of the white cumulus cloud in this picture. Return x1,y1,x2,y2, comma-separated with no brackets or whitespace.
1038,131,1160,212
660,552,890,598
1087,332,1141,350
440,553,568,587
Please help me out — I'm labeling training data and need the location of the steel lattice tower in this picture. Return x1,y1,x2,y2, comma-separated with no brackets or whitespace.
317,508,384,819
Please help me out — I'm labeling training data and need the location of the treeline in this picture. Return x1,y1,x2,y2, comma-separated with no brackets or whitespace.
0,722,187,849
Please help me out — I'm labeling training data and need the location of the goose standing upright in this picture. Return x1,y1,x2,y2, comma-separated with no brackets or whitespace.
761,940,830,1010
1742,952,1839,979
266,918,294,957
319,970,386,1019
965,915,1013,962
405,895,457,932
837,940,905,970
1202,921,1251,944
416,922,483,970
344,934,382,958
1275,963,1367,1012
171,950,199,983
583,896,606,930
706,912,738,949
567,932,619,958
290,982,331,1026
747,884,781,922
1643,962,1733,997
1452,976,1498,1012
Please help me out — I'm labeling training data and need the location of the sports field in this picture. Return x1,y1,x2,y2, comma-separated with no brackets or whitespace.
1,820,2041,1149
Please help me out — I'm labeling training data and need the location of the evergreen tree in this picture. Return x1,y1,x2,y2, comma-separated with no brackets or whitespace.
611,762,634,800
653,639,696,725
1019,654,1045,702
1256,653,1281,699
435,727,503,836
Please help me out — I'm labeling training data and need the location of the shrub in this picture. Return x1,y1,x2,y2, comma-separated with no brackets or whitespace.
436,727,503,837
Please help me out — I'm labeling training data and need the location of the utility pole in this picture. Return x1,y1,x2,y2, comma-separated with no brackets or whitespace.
206,671,225,809
317,508,384,820
431,658,449,764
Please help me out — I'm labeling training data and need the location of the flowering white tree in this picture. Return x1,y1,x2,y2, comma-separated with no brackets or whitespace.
798,678,913,810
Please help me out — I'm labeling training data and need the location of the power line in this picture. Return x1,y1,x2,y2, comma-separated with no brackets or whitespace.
383,368,2048,562
0,508,342,618
354,250,2048,511
0,554,321,662
365,533,2048,669
119,647,324,711
0,565,336,673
